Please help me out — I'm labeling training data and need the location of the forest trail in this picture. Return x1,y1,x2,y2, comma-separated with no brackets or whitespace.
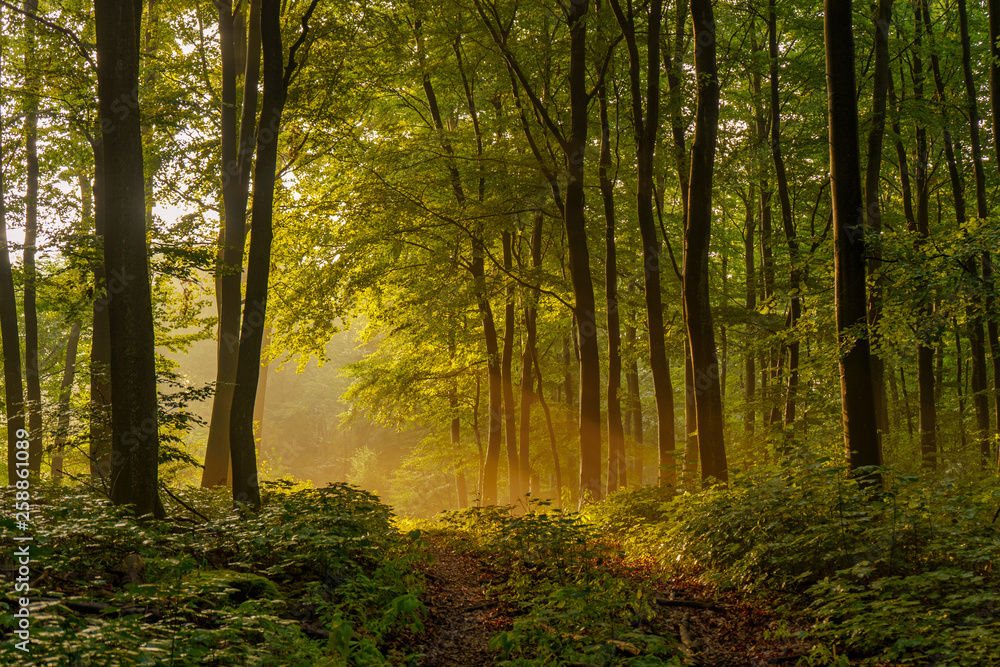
417,535,503,666
414,534,812,666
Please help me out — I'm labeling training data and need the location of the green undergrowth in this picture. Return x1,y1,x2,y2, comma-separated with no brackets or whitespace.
585,452,1000,666
0,481,429,666
434,503,682,667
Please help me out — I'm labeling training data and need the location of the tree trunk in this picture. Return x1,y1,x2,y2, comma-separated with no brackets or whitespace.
229,0,296,509
501,231,520,504
912,4,936,470
598,83,625,494
684,340,698,483
626,325,644,451
684,0,727,484
743,189,757,441
865,0,892,437
518,211,542,499
609,0,671,488
22,0,42,476
203,0,262,487
51,322,82,480
89,138,112,481
474,238,503,506
824,0,882,477
0,64,26,485
95,0,163,517
767,0,800,436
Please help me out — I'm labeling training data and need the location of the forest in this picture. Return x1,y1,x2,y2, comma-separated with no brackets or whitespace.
1,0,1000,663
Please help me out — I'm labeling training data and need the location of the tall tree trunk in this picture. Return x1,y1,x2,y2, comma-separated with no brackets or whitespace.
95,0,163,516
51,322,82,480
474,239,503,506
685,0,727,484
562,1,601,505
89,138,112,481
449,333,468,509
229,0,305,509
518,212,542,499
865,0,892,437
501,231,520,504
824,0,882,477
626,325,643,452
924,0,981,465
743,189,757,441
610,0,671,488
984,2,1000,456
912,3,936,470
22,0,42,475
767,0,800,435
203,0,262,487
532,353,562,509
598,84,625,494
0,58,26,485
956,0,993,461
684,340,698,483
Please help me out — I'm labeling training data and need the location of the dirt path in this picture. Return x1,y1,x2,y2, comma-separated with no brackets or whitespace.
416,536,501,666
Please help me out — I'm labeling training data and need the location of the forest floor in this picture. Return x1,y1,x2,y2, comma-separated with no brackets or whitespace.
414,532,814,666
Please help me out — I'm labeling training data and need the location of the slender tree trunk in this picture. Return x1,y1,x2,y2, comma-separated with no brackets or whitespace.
626,325,644,453
955,320,968,452
743,189,757,441
865,0,892,437
51,322,82,480
684,340,698,483
450,333,467,509
981,6,1000,454
501,232,520,503
912,4,936,470
95,0,163,516
958,0,993,461
767,0,800,435
825,0,882,477
598,85,625,494
474,240,503,506
533,353,562,509
685,0,727,484
230,0,300,509
610,0,670,488
22,0,42,475
89,138,112,481
518,212,542,499
203,0,262,487
0,64,26,485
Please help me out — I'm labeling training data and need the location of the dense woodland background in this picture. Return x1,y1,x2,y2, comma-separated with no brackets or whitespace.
0,0,999,516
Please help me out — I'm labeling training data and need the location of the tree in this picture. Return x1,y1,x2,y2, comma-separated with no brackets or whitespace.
684,0,727,484
202,0,261,488
94,0,162,516
824,0,881,476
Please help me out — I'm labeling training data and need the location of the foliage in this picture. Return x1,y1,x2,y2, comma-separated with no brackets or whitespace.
0,481,428,666
585,454,1000,665
439,504,681,666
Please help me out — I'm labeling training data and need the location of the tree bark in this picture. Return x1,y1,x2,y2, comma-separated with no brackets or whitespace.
0,53,26,484
743,188,757,442
609,0,671,488
229,0,300,509
767,0,800,435
51,322,82,480
89,137,112,481
824,0,882,477
95,0,163,516
598,83,625,494
518,211,542,499
685,0,728,484
501,231,520,503
865,0,892,437
22,0,42,476
958,0,993,462
203,0,262,487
